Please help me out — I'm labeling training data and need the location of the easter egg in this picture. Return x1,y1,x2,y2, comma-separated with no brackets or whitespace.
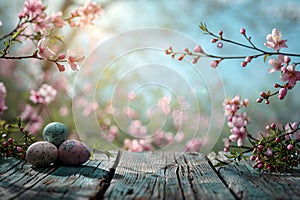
58,140,91,166
26,141,58,167
43,122,68,146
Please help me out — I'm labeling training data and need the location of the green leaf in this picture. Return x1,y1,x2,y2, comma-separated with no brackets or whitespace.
199,22,208,32
263,54,270,62
11,26,27,40
4,41,9,47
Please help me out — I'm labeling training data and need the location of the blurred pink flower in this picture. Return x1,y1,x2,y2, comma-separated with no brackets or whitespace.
39,84,57,103
50,12,65,28
265,28,288,51
158,96,171,115
20,104,43,135
185,138,202,152
0,21,2,26
124,138,153,152
123,106,137,118
128,120,147,137
67,49,85,70
29,90,44,104
107,125,118,142
268,55,284,73
153,130,174,147
70,1,104,27
29,84,57,104
59,106,69,116
0,82,7,115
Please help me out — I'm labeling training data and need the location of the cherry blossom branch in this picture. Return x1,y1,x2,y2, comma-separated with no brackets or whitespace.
166,22,300,103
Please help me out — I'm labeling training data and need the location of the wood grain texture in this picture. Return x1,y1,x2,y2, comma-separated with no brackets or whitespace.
0,151,118,200
104,151,235,200
208,152,300,200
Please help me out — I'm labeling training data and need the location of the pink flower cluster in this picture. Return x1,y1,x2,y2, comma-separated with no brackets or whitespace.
223,95,249,148
69,1,104,27
20,104,43,134
29,84,57,104
124,138,153,152
0,82,7,115
18,0,64,35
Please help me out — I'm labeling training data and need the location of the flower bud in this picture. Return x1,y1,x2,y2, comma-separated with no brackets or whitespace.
58,53,66,59
256,98,263,103
240,28,246,35
193,45,204,53
270,123,276,129
260,92,267,98
218,30,223,36
274,83,280,88
210,38,218,43
245,56,252,63
287,144,294,151
241,61,247,67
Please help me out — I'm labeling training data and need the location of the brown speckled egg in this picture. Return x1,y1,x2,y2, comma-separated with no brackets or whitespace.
26,141,58,167
58,140,91,166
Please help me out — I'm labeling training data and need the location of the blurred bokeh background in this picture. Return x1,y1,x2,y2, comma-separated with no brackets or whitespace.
1,0,300,153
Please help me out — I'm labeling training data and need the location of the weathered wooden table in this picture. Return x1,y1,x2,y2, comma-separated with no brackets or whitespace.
0,151,299,200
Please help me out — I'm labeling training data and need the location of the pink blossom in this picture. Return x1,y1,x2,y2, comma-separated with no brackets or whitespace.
185,138,202,152
124,139,153,152
265,28,288,51
70,1,104,27
67,49,85,70
21,0,44,19
158,96,171,115
128,120,147,137
0,82,7,115
33,13,51,35
37,38,59,59
280,64,300,87
0,21,2,26
268,55,284,73
228,126,247,146
50,12,65,28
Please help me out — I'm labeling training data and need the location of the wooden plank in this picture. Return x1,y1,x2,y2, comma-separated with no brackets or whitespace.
208,152,300,200
104,151,235,200
0,151,119,200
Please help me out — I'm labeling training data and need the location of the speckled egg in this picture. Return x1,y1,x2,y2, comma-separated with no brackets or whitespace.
58,140,91,166
43,122,68,146
26,141,58,167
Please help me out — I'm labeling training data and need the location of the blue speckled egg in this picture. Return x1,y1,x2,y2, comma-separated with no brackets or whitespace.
58,140,91,166
43,122,68,146
26,141,58,167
